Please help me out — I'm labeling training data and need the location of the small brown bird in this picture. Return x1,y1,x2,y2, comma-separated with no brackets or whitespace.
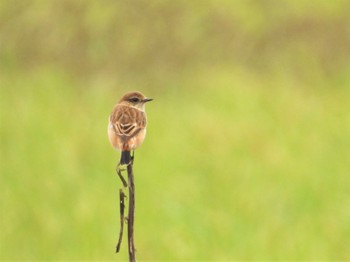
108,91,153,165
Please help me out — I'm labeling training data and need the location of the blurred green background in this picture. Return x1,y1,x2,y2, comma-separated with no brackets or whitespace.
1,0,350,260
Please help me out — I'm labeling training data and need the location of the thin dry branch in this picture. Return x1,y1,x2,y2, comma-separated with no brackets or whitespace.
127,161,136,261
116,189,126,253
115,155,136,261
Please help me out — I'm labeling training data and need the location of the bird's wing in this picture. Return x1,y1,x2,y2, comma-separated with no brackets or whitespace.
110,105,146,138
116,122,137,137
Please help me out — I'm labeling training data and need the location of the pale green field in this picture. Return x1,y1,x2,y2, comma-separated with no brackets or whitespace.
1,68,350,260
1,0,350,260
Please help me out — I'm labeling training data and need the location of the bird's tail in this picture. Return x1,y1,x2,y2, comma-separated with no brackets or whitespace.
120,150,131,165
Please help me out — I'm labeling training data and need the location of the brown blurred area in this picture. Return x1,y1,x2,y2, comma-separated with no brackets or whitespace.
1,0,350,83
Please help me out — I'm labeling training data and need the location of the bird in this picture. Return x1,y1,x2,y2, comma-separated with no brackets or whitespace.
108,91,153,167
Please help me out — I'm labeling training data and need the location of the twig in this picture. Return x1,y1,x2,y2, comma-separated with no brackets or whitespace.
116,164,128,187
115,152,136,261
127,160,136,262
116,189,126,253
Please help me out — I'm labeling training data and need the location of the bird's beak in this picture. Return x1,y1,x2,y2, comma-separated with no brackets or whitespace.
143,98,153,103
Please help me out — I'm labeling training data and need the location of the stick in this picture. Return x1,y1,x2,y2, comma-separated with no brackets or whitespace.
127,161,136,262
116,189,126,253
116,164,128,187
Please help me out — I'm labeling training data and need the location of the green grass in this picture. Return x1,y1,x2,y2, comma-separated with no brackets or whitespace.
1,67,350,260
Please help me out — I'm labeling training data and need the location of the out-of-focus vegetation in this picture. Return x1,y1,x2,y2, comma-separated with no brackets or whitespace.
1,0,350,260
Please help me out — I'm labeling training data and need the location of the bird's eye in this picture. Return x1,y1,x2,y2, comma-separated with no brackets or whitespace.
129,97,139,103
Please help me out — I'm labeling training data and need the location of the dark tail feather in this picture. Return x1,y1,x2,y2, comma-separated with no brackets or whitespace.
120,151,131,165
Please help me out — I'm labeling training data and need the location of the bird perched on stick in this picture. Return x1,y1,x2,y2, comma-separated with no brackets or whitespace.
108,91,153,166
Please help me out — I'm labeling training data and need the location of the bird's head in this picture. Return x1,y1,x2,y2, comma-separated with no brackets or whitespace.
119,91,153,110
